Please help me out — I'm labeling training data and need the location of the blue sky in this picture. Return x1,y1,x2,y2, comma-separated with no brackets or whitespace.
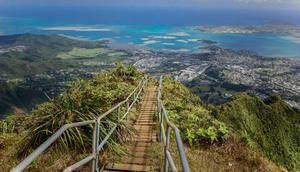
1,0,300,9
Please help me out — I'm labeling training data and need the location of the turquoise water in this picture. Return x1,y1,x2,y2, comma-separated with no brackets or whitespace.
0,16,300,58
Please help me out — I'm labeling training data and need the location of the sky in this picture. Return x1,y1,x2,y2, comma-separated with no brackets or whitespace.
0,0,300,9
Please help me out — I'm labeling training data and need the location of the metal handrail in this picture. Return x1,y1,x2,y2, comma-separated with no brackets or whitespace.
157,76,190,172
11,75,148,172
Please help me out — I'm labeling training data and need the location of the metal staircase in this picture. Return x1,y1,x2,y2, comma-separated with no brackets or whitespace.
11,76,190,172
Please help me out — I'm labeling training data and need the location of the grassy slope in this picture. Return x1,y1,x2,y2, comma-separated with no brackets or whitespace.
0,34,130,116
218,93,300,171
0,65,143,171
0,34,106,78
57,48,109,59
0,82,48,116
0,69,298,171
162,77,286,172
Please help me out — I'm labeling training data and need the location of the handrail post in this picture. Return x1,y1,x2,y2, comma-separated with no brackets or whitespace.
160,106,164,143
92,120,99,172
164,125,171,172
157,101,162,142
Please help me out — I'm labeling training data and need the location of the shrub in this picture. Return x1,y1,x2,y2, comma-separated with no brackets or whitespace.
18,64,143,156
162,77,229,145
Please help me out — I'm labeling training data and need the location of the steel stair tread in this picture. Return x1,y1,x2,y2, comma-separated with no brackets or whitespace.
105,163,158,172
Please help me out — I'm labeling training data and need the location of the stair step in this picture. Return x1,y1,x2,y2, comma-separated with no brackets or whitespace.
135,132,154,136
132,137,153,141
134,126,152,130
104,87,159,172
121,157,147,164
105,163,158,172
137,119,153,122
135,122,156,125
128,151,147,158
139,111,155,113
134,129,152,133
129,138,153,142
131,142,151,147
137,119,153,121
137,118,153,120
138,114,153,117
135,133,155,137
130,136,157,142
133,133,154,137
127,146,148,152
136,120,153,123
138,116,153,118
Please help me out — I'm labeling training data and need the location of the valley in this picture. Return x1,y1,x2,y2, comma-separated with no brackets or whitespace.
0,34,299,117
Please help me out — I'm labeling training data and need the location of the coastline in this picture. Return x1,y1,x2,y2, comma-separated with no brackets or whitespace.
1,22,300,58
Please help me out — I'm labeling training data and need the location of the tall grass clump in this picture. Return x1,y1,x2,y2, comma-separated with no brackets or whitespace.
18,64,143,156
162,76,229,145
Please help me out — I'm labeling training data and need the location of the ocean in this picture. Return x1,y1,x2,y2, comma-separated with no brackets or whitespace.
0,6,300,58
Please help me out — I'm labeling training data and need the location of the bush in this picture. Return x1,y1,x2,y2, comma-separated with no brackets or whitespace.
162,77,229,145
18,64,143,156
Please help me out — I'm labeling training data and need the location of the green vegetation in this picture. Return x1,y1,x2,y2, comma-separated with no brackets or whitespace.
57,48,111,59
0,65,143,171
0,34,130,117
19,64,142,155
162,76,229,145
0,82,47,118
187,69,251,105
0,34,106,78
218,93,300,171
163,77,290,172
0,66,298,171
56,47,127,61
107,51,126,57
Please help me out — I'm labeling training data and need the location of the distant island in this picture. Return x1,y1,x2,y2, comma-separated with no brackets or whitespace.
194,22,300,35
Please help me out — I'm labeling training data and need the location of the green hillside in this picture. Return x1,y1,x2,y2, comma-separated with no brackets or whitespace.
0,65,143,171
0,67,298,171
162,77,229,145
0,34,130,117
218,93,300,171
0,34,106,78
162,77,299,171
0,82,47,116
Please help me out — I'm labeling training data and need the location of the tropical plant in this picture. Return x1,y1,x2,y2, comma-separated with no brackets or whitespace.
162,76,229,145
18,64,143,156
